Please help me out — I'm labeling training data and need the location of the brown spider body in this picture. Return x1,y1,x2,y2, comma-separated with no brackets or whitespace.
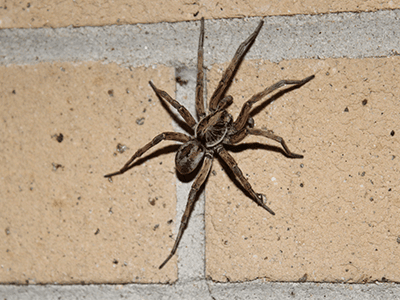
196,109,232,147
177,108,233,173
105,18,314,269
175,139,205,174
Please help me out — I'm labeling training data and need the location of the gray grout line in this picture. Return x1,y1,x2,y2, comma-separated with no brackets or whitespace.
2,9,400,300
209,281,400,299
1,10,400,68
173,67,206,282
2,280,400,299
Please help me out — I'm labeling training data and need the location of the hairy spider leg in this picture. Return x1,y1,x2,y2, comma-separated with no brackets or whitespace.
195,17,206,119
215,95,233,111
149,81,197,128
216,145,275,215
233,75,315,131
209,20,264,112
159,150,214,269
248,128,303,158
227,127,304,158
104,132,190,178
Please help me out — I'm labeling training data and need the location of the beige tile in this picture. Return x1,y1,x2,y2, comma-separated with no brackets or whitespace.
0,62,179,283
1,0,399,29
205,57,400,282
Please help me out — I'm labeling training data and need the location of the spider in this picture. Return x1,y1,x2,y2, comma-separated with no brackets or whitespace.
105,18,314,269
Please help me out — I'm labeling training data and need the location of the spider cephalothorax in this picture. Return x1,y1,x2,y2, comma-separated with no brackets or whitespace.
105,18,314,269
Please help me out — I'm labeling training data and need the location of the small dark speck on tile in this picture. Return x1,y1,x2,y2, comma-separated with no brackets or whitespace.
51,133,64,143
136,118,145,125
298,273,308,282
390,130,395,136
362,99,368,105
52,163,64,171
176,76,188,86
344,107,349,112
116,143,127,153
56,133,64,143
148,198,157,206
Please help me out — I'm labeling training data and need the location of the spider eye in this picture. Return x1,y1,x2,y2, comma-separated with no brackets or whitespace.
175,140,205,174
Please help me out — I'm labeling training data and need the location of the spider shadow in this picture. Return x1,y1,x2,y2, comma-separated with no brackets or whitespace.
118,142,205,185
175,158,209,216
218,142,300,209
121,142,207,206
151,86,194,135
119,144,181,173
221,84,304,122
225,142,292,158
215,23,307,109
176,155,205,183
217,31,259,102
248,83,308,119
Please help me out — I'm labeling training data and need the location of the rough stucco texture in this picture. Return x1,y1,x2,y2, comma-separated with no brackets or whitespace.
205,57,400,283
0,62,179,284
1,0,400,29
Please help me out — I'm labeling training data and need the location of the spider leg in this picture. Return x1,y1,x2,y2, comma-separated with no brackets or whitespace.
159,150,214,269
195,17,206,119
216,145,275,215
149,81,197,128
233,75,315,131
248,128,303,158
224,128,247,145
216,95,233,111
227,128,303,158
104,132,191,178
209,20,264,112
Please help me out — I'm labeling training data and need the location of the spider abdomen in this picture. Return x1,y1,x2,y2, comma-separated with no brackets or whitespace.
175,139,205,174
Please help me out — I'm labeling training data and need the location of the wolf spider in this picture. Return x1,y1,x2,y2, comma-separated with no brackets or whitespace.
105,18,314,269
